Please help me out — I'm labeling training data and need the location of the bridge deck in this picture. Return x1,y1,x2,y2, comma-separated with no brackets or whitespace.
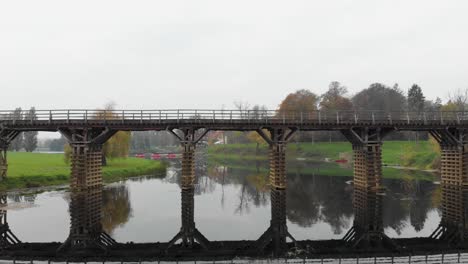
1,110,468,131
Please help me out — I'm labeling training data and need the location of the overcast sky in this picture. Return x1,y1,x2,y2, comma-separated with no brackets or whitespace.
1,0,468,112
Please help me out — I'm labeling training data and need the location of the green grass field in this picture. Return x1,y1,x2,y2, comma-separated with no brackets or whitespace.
208,141,439,169
0,152,166,190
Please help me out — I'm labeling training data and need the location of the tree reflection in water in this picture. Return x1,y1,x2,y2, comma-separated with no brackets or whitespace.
205,158,440,237
102,184,132,235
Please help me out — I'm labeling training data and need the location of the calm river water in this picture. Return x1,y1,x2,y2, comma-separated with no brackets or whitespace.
4,158,441,243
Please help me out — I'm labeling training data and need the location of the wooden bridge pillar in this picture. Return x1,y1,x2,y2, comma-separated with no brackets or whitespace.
0,129,20,180
255,127,296,256
0,194,21,248
428,130,468,242
58,128,117,254
341,128,395,249
167,128,209,250
428,129,468,244
430,129,468,186
59,128,116,190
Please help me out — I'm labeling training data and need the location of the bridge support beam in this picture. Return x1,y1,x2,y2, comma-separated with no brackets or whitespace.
0,129,20,180
429,129,468,243
0,194,21,248
256,128,296,256
341,128,395,249
167,128,209,250
58,128,117,254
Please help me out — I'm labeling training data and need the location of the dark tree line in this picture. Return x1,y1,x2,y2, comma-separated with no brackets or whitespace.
226,82,455,143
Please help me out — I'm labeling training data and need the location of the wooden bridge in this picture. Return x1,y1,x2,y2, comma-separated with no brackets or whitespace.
1,109,468,260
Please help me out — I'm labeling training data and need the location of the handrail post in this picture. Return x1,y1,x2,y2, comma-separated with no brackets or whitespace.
85,110,88,124
67,110,70,124
159,110,162,123
300,112,303,124
406,112,410,124
230,110,232,122
177,110,180,123
388,113,392,125
140,110,143,124
423,112,427,125
318,111,321,124
213,110,215,123
336,111,339,124
354,112,357,124
122,110,125,124
282,112,285,124
49,110,52,124
372,112,375,125
457,112,461,124
440,111,444,125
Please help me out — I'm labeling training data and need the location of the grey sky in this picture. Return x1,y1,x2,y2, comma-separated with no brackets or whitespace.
1,0,468,111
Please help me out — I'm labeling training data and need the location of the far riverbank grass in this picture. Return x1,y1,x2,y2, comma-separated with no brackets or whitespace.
214,160,435,181
0,152,166,191
208,141,438,169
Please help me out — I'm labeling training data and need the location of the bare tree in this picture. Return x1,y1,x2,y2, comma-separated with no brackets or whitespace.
447,88,468,111
233,101,251,118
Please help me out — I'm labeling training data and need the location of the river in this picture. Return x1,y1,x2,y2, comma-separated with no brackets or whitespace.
2,156,443,245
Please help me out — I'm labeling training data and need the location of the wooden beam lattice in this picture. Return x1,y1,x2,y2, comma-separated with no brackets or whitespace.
70,144,103,190
269,143,287,189
181,143,196,189
440,146,468,186
353,143,383,189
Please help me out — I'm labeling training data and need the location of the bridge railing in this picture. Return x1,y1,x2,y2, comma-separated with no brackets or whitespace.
0,110,467,124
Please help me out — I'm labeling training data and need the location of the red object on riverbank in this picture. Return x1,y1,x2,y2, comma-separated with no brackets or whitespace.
335,159,348,163
167,153,177,159
151,154,161,160
135,154,145,158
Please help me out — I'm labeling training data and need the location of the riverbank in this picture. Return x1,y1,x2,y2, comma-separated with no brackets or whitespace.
208,140,439,170
0,152,166,191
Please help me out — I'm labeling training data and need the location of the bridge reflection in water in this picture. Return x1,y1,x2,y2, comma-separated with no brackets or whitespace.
1,110,468,261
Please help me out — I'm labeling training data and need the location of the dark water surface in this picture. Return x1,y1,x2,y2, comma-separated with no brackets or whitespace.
5,160,441,243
